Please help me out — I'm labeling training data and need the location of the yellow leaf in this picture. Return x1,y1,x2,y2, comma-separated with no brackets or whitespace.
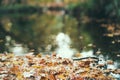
17,72,23,79
57,74,66,79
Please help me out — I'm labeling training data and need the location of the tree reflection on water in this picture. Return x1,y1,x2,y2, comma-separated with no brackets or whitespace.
0,0,120,64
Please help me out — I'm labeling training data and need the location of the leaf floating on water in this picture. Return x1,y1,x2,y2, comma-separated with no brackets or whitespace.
107,34,114,37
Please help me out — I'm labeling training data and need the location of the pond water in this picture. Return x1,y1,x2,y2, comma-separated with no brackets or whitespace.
0,12,120,66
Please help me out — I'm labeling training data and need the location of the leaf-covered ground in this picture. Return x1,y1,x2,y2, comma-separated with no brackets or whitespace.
0,53,120,80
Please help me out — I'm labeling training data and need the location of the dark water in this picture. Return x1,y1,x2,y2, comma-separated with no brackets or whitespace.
0,12,120,63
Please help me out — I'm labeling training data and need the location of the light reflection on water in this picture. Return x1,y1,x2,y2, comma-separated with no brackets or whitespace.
0,12,120,67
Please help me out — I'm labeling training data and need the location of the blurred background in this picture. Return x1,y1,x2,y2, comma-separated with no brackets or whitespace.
0,0,120,61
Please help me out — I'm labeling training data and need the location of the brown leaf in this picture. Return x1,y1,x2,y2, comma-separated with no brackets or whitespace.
48,74,56,80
